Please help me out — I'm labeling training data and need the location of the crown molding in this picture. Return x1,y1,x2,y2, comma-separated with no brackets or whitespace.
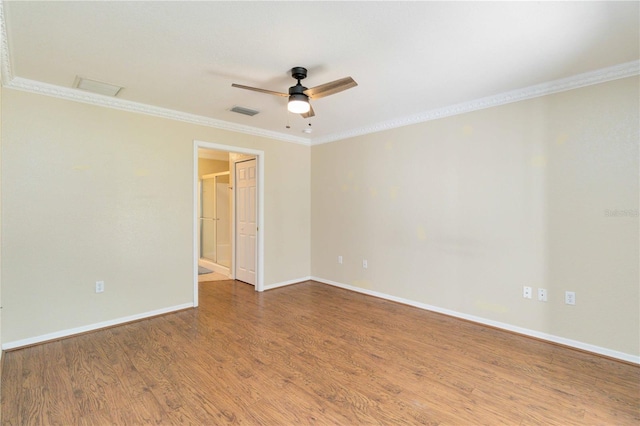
311,60,640,145
0,2,310,144
5,77,312,145
1,0,637,147
7,61,636,147
0,1,13,85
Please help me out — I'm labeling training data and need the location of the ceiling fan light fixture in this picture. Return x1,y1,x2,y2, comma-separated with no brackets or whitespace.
288,93,310,114
232,66,356,119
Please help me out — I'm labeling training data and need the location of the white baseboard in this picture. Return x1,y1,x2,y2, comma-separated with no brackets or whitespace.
311,276,640,365
2,303,194,351
6,278,637,365
263,276,312,291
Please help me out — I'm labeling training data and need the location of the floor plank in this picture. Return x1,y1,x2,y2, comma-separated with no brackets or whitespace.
2,280,639,425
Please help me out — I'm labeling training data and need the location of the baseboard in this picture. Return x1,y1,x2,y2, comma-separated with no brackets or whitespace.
264,276,312,291
311,276,640,365
1,302,194,351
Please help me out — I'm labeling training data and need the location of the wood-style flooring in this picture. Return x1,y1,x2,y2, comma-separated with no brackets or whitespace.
2,280,639,425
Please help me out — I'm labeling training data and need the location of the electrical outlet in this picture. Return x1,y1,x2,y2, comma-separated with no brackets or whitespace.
565,291,576,305
523,286,532,299
338,256,343,264
362,259,368,269
96,281,105,293
537,288,547,302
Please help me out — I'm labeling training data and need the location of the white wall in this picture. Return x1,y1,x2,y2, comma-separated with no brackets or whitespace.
311,77,639,358
1,89,310,345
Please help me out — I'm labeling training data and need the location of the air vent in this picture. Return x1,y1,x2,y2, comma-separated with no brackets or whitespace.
230,106,260,116
74,76,123,97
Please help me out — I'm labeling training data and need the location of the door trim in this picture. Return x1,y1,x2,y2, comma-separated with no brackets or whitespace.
193,140,265,307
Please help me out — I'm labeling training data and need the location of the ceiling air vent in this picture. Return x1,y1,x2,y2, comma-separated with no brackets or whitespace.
230,106,259,116
74,76,123,97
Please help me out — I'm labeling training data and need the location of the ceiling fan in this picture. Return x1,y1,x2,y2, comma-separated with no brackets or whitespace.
232,67,357,118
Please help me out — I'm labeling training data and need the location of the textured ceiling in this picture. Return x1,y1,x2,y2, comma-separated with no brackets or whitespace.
2,1,639,144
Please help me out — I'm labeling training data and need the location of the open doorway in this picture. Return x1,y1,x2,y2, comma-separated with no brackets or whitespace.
193,140,265,306
199,167,231,280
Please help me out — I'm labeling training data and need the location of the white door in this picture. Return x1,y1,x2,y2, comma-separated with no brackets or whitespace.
235,159,257,285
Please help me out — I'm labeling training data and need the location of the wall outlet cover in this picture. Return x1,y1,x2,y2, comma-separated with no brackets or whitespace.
538,288,547,302
565,291,576,305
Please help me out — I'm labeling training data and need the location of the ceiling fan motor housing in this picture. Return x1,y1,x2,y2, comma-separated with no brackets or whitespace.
291,67,308,81
289,84,308,96
290,67,309,100
287,67,311,113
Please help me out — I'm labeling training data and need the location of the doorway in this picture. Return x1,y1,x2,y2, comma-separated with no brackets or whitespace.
193,140,265,306
199,171,231,274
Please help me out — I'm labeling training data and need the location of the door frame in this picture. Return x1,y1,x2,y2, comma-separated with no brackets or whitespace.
193,140,265,307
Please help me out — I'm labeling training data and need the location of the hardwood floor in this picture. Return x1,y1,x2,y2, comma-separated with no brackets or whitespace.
2,280,639,425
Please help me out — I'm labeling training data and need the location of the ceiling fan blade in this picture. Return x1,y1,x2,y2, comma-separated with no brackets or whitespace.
304,77,357,100
231,83,288,97
300,104,315,119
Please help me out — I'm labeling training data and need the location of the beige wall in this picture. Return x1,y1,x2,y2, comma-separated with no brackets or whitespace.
0,76,3,358
311,77,639,357
1,89,310,344
2,76,637,359
198,158,228,178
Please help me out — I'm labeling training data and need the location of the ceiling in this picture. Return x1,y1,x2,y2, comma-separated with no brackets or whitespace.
2,1,639,144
